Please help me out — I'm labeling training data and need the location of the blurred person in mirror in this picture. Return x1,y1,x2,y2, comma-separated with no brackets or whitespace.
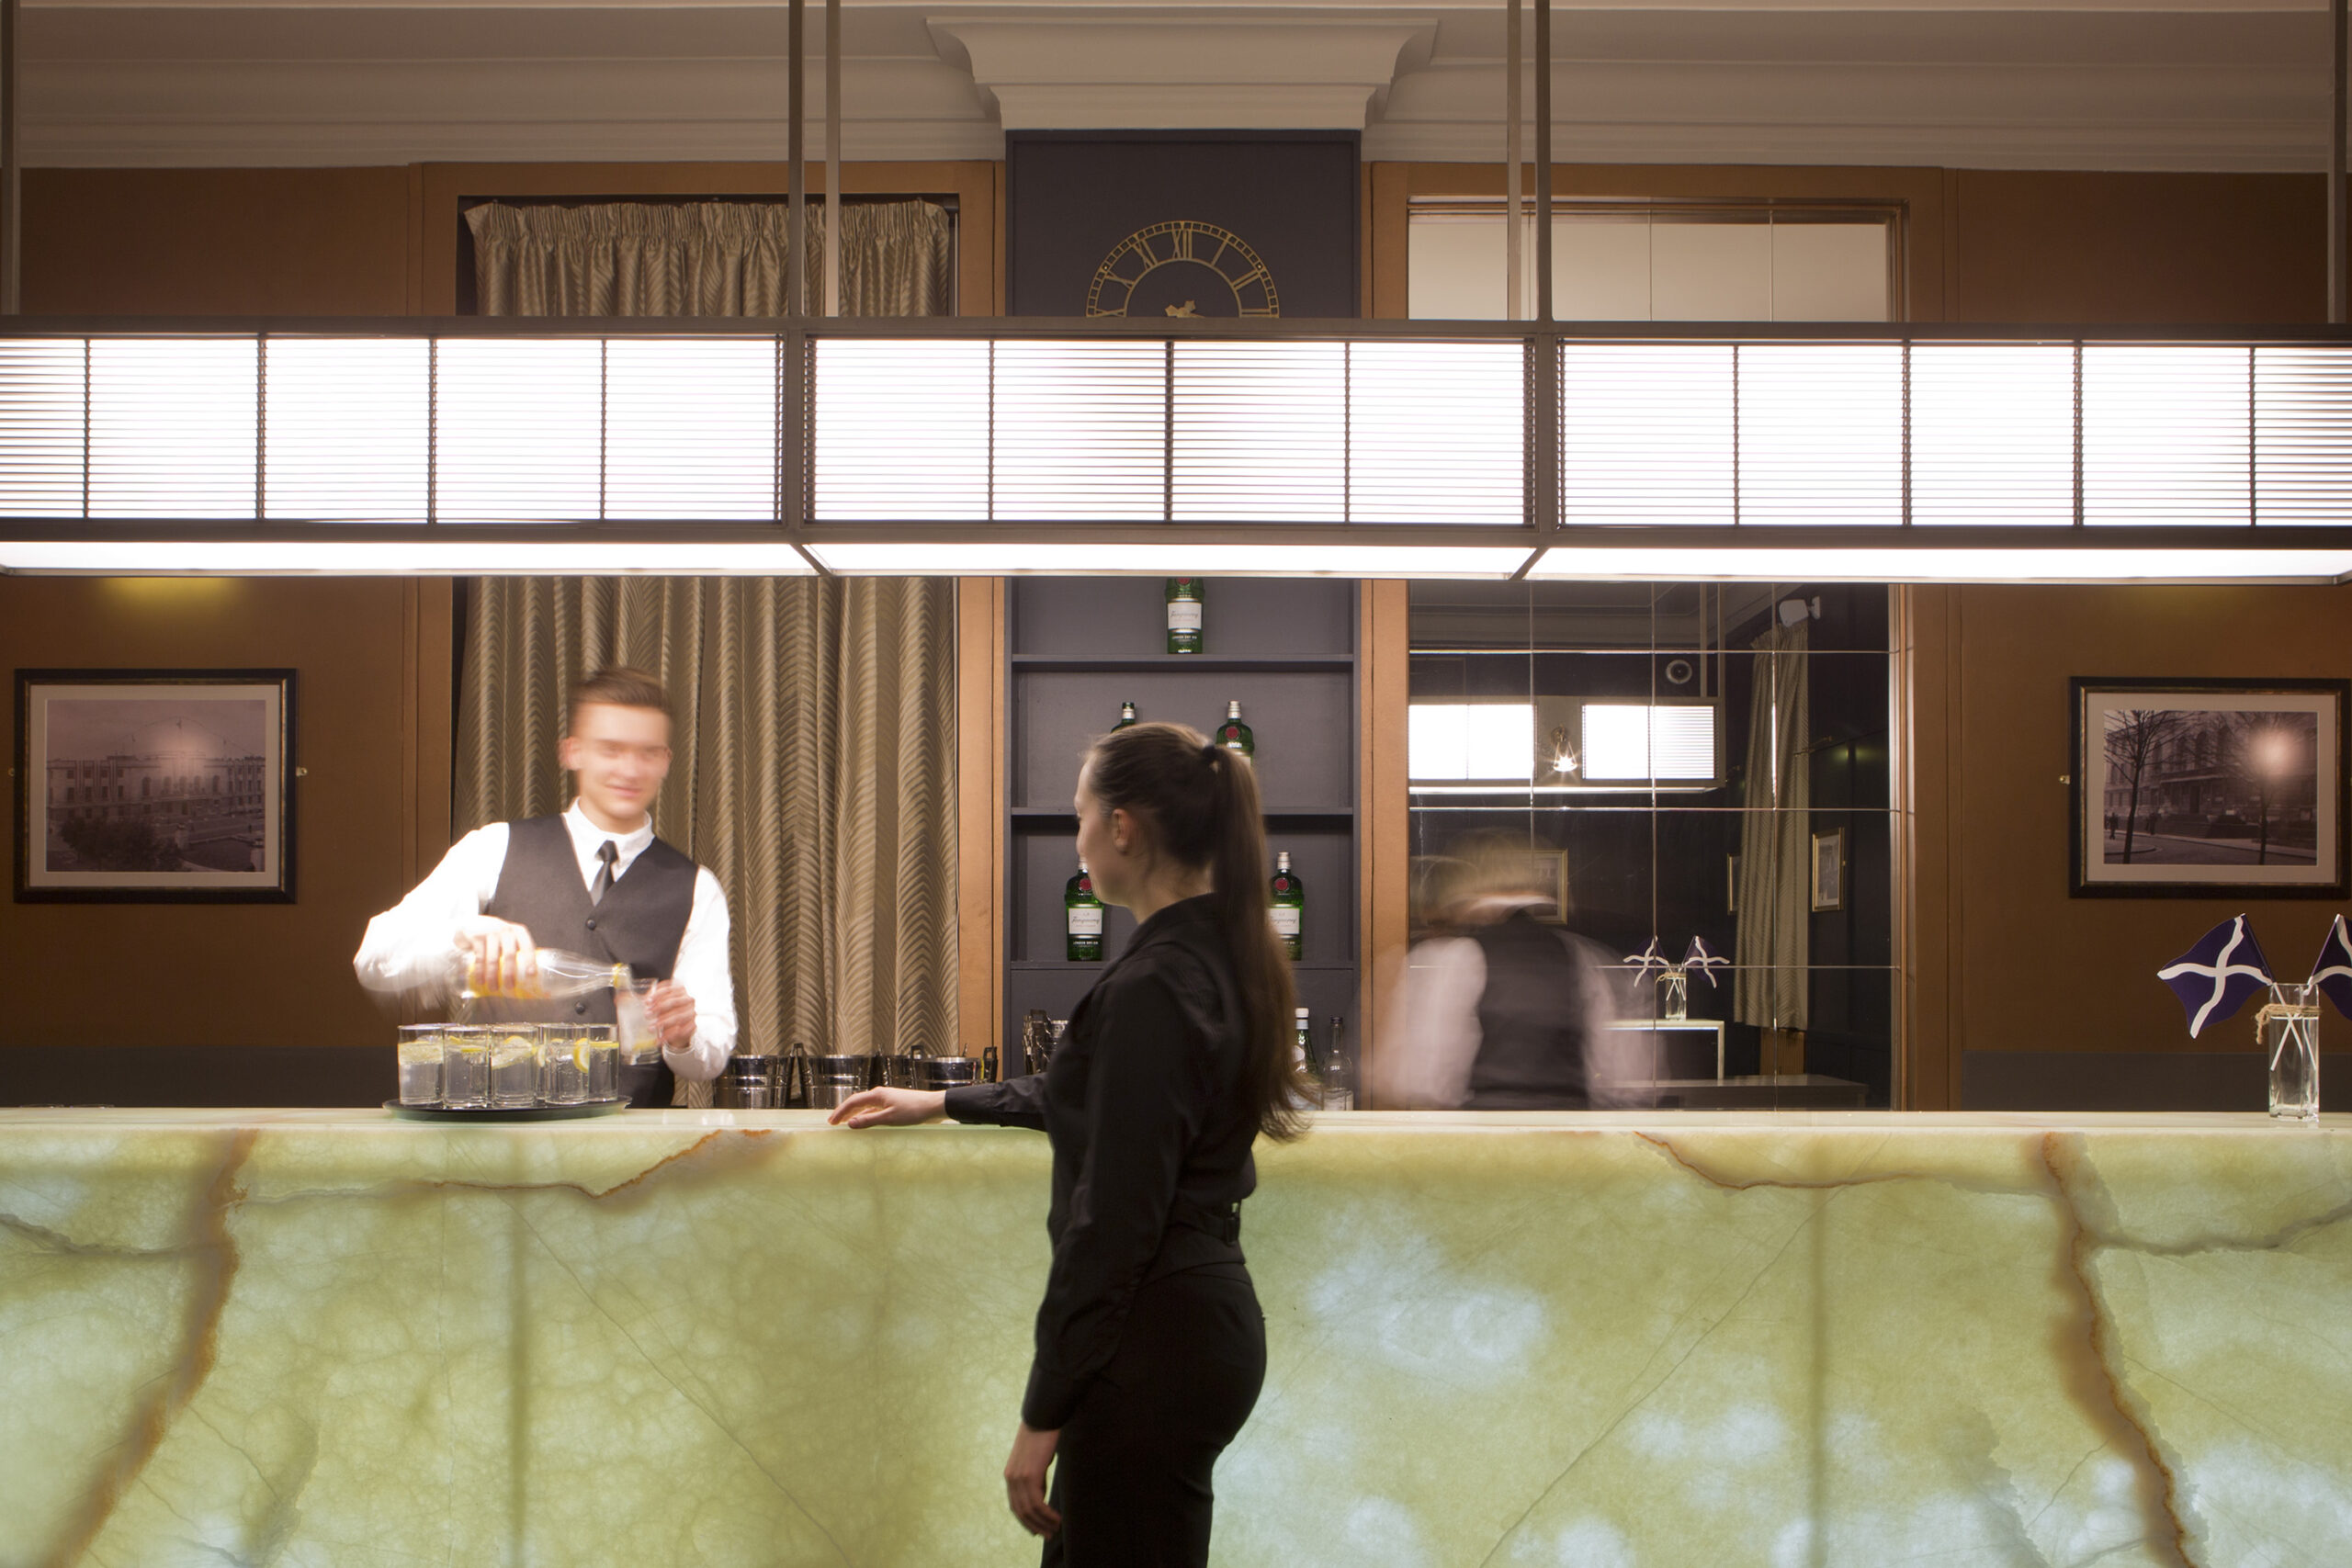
353,666,735,1106
1373,834,1630,1111
828,721,1314,1566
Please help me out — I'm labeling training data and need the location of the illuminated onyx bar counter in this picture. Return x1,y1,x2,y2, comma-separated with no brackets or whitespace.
5,1108,2347,1565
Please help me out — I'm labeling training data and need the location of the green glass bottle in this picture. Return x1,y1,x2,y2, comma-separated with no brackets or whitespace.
1165,578,1205,655
1216,700,1255,761
1114,700,1138,730
1270,850,1304,961
1064,861,1104,963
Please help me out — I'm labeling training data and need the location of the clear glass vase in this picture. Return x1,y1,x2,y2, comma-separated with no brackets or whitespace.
2256,995,2320,1122
1660,972,1689,1023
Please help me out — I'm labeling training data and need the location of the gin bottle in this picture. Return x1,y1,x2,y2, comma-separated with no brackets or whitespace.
1270,850,1304,961
1114,700,1138,730
1065,861,1104,962
1166,579,1205,655
1216,700,1254,761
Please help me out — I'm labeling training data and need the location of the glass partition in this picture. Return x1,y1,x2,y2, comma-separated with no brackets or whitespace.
1403,581,1894,1108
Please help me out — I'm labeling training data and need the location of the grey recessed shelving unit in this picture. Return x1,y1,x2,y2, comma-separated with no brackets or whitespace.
1002,577,1360,1066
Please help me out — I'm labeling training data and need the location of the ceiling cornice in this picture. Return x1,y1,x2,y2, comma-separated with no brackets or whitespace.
9,3,2337,172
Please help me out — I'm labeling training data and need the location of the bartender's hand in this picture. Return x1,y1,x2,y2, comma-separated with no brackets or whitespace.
454,916,536,996
644,981,697,1049
827,1088,946,1128
1003,1424,1061,1538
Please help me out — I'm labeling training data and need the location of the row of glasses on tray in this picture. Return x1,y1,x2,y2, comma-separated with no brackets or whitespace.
396,1023,622,1109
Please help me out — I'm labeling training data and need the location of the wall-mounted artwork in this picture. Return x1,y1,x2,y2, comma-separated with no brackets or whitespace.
1810,829,1846,912
2069,676,2348,898
15,669,296,903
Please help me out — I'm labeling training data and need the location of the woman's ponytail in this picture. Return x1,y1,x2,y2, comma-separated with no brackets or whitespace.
1086,723,1314,1141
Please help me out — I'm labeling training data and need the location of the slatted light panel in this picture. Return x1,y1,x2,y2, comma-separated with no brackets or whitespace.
0,331,2348,580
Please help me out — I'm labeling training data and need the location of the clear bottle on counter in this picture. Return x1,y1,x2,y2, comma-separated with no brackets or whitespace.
1319,1016,1354,1112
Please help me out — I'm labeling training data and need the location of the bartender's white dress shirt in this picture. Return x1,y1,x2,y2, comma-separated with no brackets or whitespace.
352,802,737,1081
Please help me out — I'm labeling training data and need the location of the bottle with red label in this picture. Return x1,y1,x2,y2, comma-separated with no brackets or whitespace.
1216,699,1255,762
1270,850,1304,961
1064,860,1104,962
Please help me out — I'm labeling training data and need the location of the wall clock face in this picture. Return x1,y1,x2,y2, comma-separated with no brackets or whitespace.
1085,220,1280,319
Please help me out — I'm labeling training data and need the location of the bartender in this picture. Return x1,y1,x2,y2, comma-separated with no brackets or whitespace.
354,666,736,1106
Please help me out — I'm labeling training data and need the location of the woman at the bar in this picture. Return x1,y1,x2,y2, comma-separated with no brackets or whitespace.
831,722,1309,1565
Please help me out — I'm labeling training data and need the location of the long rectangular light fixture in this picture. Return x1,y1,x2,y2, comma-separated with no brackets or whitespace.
803,541,1533,577
0,538,816,575
3,327,2352,583
1524,546,2352,583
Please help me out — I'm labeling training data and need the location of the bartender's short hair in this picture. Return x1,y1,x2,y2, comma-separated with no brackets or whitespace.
567,666,671,732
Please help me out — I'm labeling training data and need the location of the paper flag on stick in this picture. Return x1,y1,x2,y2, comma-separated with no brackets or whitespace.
1624,937,1668,975
2312,914,2352,1021
1684,936,1731,987
2157,915,2274,1039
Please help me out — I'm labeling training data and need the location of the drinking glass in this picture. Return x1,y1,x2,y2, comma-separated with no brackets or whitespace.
539,1026,594,1106
395,1025,445,1107
578,1025,620,1101
490,1028,541,1108
441,1025,492,1109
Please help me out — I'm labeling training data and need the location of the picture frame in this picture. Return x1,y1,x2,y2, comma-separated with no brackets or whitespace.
15,669,297,903
2068,677,2348,899
1810,829,1845,912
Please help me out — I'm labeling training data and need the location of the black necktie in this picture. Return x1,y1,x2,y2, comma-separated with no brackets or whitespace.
591,840,618,906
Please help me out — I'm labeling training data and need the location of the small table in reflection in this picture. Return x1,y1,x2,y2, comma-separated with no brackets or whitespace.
1609,1018,1728,1082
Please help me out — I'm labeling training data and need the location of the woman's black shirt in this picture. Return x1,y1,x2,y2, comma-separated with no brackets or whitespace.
944,894,1256,1430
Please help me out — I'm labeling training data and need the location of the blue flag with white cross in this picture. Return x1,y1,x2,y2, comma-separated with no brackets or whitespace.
2312,914,2352,1021
2157,915,2274,1039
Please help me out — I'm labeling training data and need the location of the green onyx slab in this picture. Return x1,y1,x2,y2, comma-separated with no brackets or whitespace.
2,1109,2346,1566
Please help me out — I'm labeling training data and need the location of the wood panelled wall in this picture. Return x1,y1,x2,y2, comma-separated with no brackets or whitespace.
5,158,2340,1084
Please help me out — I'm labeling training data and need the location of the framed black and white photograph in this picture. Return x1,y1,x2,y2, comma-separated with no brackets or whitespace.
1810,829,1845,912
2070,677,2348,898
15,669,296,903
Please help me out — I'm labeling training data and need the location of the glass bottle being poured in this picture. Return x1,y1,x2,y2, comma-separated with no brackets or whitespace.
460,948,662,1064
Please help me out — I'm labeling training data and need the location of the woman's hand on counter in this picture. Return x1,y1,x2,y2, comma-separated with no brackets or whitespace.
827,1088,947,1128
1003,1423,1062,1538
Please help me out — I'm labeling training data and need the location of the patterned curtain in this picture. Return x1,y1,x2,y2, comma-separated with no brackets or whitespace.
1734,622,1810,1032
465,198,953,316
457,199,959,1097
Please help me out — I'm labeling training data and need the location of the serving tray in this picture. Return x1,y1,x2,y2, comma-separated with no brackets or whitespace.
383,1099,627,1122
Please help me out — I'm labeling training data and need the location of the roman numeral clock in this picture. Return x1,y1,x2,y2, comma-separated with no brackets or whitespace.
1087,220,1281,319
1008,132,1360,321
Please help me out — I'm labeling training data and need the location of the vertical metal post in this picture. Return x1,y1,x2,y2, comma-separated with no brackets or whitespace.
1528,0,1559,535
1505,0,1522,322
786,0,807,318
2324,0,2342,324
824,0,842,318
1532,0,1552,323
2,0,20,314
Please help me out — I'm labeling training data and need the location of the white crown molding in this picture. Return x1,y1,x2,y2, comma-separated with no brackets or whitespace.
8,4,2336,172
930,16,1431,130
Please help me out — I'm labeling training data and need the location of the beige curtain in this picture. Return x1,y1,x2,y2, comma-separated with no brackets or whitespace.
1734,622,1810,1032
465,198,954,317
457,198,959,1097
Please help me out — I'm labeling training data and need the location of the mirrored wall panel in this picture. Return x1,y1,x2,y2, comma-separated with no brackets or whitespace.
1405,581,1894,1108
